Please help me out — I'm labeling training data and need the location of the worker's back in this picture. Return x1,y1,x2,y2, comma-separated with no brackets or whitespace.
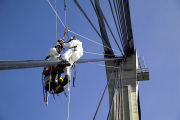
70,39,83,62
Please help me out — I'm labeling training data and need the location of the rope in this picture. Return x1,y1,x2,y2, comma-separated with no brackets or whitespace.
46,0,121,54
47,0,66,28
67,83,70,120
64,0,67,27
55,0,57,42
64,0,70,116
67,70,72,120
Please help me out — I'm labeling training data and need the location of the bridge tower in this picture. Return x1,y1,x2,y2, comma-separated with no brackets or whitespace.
74,0,149,119
93,0,149,120
106,50,150,120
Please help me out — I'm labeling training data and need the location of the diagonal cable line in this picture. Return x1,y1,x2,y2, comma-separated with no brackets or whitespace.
93,65,116,120
47,0,66,28
113,0,124,47
107,68,120,120
68,30,121,54
90,0,123,55
74,0,114,54
108,0,123,47
47,0,121,54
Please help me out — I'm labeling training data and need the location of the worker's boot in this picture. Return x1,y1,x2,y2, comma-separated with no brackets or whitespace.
59,57,71,66
62,60,71,66
55,86,65,94
61,75,70,86
56,61,70,70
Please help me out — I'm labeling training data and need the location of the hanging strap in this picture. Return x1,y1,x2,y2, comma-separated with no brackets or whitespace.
64,90,67,97
64,0,66,11
63,0,69,42
42,74,46,103
55,0,57,42
53,92,56,100
73,62,77,87
64,0,67,26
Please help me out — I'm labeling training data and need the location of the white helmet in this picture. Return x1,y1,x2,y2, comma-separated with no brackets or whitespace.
69,37,73,40
73,36,76,39
55,42,60,46
55,43,61,48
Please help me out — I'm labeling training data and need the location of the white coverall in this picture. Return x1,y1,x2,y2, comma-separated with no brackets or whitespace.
61,39,83,75
47,48,60,61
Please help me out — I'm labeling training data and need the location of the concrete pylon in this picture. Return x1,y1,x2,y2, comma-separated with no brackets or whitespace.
121,50,139,120
106,50,140,120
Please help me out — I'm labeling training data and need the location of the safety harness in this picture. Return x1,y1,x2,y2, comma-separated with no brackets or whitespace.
62,27,69,42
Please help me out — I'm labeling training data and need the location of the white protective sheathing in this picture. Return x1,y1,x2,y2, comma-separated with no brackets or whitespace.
47,48,60,61
62,39,83,75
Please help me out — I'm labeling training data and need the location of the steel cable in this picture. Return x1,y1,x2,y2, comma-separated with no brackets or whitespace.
47,0,121,54
93,64,116,120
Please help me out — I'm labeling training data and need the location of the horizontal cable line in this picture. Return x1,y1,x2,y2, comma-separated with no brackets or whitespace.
88,62,120,69
83,50,121,56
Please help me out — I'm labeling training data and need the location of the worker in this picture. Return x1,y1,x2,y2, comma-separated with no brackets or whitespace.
45,43,63,61
58,36,83,86
43,42,65,94
43,42,63,74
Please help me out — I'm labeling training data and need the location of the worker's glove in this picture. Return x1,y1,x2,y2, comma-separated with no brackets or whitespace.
58,39,64,43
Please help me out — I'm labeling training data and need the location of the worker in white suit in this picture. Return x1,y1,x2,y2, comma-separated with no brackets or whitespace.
58,36,83,86
43,43,63,74
46,43,62,61
43,43,65,94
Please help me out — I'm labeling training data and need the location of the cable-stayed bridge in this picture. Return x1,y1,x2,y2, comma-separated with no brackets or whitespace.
0,0,149,120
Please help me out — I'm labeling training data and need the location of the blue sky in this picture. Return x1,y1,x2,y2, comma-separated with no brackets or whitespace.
0,0,180,120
